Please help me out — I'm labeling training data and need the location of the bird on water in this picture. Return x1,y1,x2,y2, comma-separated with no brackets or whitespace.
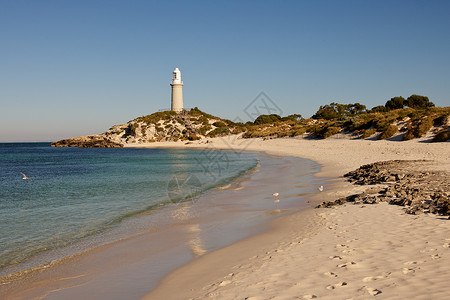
20,172,32,181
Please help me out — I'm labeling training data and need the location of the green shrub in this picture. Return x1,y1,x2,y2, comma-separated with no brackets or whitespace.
402,130,415,141
254,114,282,125
136,111,176,124
199,116,209,125
416,116,434,136
403,116,434,140
207,127,230,138
362,128,377,139
199,125,211,135
433,115,448,126
315,126,341,139
378,125,398,140
431,129,450,142
374,116,397,132
292,127,307,136
213,121,226,127
188,134,201,141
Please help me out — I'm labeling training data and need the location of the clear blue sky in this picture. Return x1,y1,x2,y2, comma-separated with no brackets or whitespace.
1,0,449,142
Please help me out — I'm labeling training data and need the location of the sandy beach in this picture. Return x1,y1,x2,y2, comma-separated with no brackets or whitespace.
142,135,450,300
1,136,448,300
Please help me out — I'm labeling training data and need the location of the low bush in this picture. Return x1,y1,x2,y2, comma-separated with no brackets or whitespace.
378,125,398,140
207,127,230,138
361,128,377,139
403,116,433,140
431,129,450,142
187,133,201,141
316,126,342,139
213,121,226,127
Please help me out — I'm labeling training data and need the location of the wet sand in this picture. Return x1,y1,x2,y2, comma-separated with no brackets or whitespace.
0,152,322,300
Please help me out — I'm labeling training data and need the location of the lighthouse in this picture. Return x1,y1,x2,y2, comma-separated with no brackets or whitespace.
170,67,184,112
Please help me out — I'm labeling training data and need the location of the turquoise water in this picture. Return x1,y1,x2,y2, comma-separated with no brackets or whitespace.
0,143,258,270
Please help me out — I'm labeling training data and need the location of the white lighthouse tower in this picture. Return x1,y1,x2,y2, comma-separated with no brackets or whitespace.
170,67,184,112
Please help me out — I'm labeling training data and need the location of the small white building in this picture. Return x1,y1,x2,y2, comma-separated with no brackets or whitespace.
170,68,183,112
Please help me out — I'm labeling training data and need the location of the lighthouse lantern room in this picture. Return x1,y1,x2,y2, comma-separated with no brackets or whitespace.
170,68,184,112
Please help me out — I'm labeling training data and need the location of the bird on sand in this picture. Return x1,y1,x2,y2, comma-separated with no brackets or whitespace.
318,185,324,192
20,172,32,181
272,192,280,203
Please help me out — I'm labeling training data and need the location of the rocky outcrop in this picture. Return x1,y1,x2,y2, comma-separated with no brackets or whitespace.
52,108,243,148
51,136,123,148
317,160,450,217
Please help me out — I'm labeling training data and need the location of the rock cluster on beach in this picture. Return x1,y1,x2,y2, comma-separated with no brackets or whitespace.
51,136,123,148
317,160,450,216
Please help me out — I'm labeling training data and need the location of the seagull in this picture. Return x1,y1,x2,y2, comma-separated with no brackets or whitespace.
20,172,32,181
318,185,324,192
272,192,280,203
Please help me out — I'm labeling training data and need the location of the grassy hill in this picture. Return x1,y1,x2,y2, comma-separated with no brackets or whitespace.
52,99,450,147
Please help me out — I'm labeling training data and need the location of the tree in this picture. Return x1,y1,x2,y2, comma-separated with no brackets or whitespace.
385,97,405,110
254,114,282,124
347,103,367,115
370,105,387,113
405,94,434,108
281,114,303,121
312,103,366,120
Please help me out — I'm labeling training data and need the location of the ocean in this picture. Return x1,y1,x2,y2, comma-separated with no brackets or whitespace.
0,143,259,273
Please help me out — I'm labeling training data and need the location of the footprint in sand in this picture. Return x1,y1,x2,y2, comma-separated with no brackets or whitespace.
324,271,338,277
337,262,356,268
362,272,391,282
302,295,317,299
326,282,348,290
431,254,440,260
402,268,415,274
218,280,232,287
442,243,450,248
336,244,349,249
403,260,423,265
329,255,343,260
366,287,382,296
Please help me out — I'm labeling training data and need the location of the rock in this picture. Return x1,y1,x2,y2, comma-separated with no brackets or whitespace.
51,136,123,148
336,160,450,216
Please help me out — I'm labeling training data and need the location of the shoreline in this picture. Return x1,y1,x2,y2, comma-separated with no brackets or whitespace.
0,148,322,300
1,136,448,299
140,136,450,299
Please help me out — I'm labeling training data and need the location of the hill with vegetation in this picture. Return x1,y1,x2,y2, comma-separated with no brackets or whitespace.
51,94,449,147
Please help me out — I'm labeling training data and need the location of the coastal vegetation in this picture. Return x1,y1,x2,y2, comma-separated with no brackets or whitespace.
52,94,449,147
241,94,448,141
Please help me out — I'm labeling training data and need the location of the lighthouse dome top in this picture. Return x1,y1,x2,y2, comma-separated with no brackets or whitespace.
172,67,182,84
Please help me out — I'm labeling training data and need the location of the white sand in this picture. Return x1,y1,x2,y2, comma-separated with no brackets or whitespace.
141,136,450,300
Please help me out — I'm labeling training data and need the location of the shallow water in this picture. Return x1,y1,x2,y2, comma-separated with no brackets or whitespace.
0,143,258,273
0,146,323,300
